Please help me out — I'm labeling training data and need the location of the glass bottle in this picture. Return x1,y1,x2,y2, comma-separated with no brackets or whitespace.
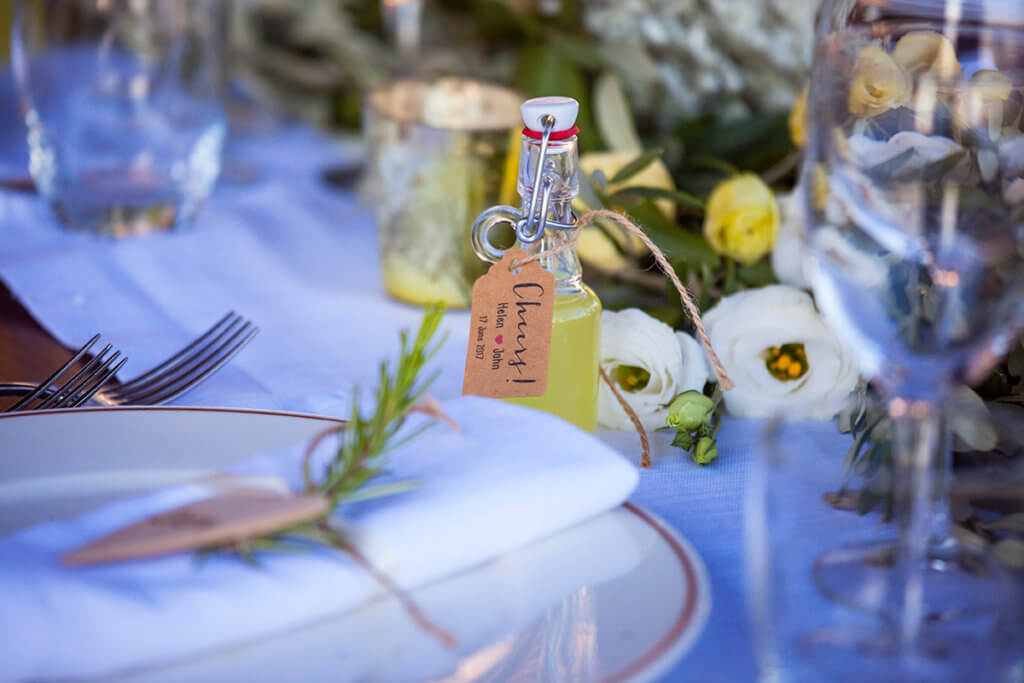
471,97,602,431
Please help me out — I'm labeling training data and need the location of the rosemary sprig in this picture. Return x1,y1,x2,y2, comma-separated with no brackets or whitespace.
300,302,446,504
204,304,455,645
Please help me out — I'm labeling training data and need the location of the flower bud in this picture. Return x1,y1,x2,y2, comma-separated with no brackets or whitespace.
703,173,780,265
666,390,714,431
693,436,719,466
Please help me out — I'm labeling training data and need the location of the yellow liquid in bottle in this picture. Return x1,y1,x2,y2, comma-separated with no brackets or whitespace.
505,285,601,431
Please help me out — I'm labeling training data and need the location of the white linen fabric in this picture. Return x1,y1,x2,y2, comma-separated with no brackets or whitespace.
0,396,638,681
0,127,473,416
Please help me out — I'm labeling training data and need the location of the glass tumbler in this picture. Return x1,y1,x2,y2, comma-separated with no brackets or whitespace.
12,0,228,237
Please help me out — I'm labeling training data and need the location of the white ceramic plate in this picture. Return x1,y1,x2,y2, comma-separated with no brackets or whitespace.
0,407,710,682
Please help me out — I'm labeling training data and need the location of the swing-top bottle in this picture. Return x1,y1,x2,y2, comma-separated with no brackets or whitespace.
471,96,601,431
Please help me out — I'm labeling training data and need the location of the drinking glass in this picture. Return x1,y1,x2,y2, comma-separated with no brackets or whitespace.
362,77,522,308
12,0,228,236
747,402,1024,682
799,0,1024,670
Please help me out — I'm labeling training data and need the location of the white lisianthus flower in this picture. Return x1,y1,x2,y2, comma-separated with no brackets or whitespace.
599,309,709,431
704,285,859,419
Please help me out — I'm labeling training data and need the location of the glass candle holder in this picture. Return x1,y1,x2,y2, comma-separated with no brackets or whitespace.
363,77,521,308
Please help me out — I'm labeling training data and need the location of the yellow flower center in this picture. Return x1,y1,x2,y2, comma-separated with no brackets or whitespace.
764,343,809,381
615,365,651,393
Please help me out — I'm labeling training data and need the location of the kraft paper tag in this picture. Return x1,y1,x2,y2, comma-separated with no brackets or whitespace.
462,248,554,399
63,491,330,566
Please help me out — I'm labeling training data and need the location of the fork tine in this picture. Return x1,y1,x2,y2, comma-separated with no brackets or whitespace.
116,312,239,392
117,322,258,405
107,316,245,401
6,334,101,412
39,349,122,410
68,356,128,408
35,345,115,410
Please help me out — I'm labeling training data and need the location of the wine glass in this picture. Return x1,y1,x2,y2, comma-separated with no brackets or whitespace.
800,0,1024,672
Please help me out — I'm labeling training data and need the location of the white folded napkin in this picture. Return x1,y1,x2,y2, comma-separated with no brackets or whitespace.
0,397,638,682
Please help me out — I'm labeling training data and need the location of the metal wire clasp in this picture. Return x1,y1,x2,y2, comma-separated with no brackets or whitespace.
470,113,576,263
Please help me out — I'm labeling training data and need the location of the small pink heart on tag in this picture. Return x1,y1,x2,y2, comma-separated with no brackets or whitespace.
495,334,503,345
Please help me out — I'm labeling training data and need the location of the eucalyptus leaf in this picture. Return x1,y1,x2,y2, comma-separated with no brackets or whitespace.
993,538,1024,570
594,72,642,154
921,150,967,182
577,171,607,211
607,186,705,211
983,512,1024,533
609,148,665,185
865,148,916,178
627,201,721,268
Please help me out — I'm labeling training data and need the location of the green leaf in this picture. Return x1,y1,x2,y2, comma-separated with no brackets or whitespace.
627,201,720,268
553,34,605,70
982,512,1024,533
737,261,777,287
677,112,792,169
609,148,665,185
865,148,916,178
577,171,607,212
594,72,642,154
337,479,421,504
921,150,967,182
607,186,705,211
513,44,602,151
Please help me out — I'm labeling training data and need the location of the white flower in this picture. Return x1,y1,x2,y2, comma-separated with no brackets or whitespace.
848,131,962,170
598,309,709,431
771,191,811,289
703,285,859,419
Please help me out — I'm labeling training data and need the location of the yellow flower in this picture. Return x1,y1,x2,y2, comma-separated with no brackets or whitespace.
574,151,675,271
789,86,808,149
703,173,780,265
892,31,963,81
954,69,1016,133
848,45,911,117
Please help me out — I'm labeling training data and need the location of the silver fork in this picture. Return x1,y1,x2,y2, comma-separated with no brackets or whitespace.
4,336,128,411
2,312,258,410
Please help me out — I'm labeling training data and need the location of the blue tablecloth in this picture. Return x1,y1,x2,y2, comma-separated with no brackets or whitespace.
0,117,858,681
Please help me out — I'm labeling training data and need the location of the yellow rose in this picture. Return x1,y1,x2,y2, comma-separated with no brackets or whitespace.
703,173,780,265
789,86,808,149
892,31,963,81
575,151,675,271
848,45,912,117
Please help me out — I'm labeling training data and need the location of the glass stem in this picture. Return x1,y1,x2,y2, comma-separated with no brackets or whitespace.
889,399,948,652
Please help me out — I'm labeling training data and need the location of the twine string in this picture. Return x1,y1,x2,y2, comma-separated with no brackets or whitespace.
510,209,734,391
599,366,651,468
